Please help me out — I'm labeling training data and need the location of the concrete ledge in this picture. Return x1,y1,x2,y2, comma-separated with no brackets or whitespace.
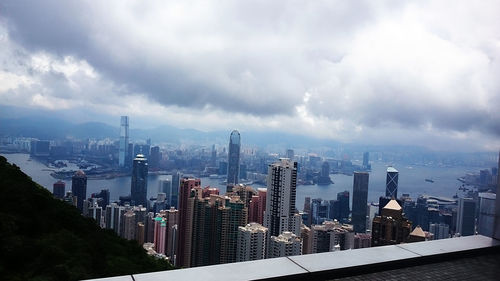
83,235,500,281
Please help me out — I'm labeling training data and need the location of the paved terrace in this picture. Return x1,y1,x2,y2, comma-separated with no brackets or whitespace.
84,235,500,281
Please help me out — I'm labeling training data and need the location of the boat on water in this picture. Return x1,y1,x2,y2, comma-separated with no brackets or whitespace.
425,178,434,183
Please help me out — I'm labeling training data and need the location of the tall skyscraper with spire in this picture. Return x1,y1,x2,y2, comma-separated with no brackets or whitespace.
227,130,241,185
264,158,299,237
131,154,148,206
385,167,399,198
119,116,129,168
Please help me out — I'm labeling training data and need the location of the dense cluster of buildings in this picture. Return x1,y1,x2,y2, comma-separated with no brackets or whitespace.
44,117,499,268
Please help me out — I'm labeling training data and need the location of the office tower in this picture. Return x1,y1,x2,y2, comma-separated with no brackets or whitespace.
239,164,247,180
165,207,179,260
211,144,217,167
227,130,241,185
268,232,302,258
286,149,294,160
149,146,161,170
177,178,201,267
311,199,329,225
362,152,369,169
171,172,181,209
303,197,311,226
353,233,371,249
219,161,228,176
236,223,268,262
159,179,174,208
53,181,65,199
133,144,151,162
136,222,145,245
337,191,350,223
371,200,412,247
352,172,369,233
264,159,298,237
119,116,129,168
123,211,136,240
317,161,332,185
71,170,87,213
300,225,312,254
429,223,450,240
407,226,426,243
478,193,496,237
131,154,148,207
456,197,476,236
385,167,399,198
91,189,110,208
311,221,354,253
63,191,77,207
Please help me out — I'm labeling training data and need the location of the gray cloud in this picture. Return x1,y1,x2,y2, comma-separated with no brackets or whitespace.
0,0,499,150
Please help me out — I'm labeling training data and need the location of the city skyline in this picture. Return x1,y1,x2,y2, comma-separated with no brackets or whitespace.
0,1,499,152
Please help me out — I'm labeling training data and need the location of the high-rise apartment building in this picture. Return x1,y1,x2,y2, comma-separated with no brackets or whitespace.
236,223,268,262
456,197,476,236
118,116,129,168
165,207,179,261
153,216,167,255
71,170,87,213
177,178,201,267
131,154,148,207
171,172,181,209
385,167,399,198
227,130,241,185
264,159,298,237
123,210,136,241
311,221,354,253
352,172,369,233
53,181,65,199
268,232,302,258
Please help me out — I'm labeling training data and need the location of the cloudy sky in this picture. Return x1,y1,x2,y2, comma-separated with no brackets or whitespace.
0,0,499,151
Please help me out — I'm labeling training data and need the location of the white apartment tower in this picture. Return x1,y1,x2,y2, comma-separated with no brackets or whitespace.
264,158,299,237
236,223,268,262
268,231,302,258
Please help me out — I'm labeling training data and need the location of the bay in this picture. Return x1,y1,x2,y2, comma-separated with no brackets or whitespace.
2,153,483,210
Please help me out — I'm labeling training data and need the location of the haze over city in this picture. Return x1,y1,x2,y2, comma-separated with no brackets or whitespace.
1,0,499,151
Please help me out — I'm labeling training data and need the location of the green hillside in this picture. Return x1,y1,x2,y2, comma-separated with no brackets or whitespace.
0,156,173,281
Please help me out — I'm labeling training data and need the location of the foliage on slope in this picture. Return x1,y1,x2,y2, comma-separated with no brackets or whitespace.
0,156,173,281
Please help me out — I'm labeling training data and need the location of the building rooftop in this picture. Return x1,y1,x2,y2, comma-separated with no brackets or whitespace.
383,199,402,211
387,166,398,173
83,235,500,281
409,226,425,238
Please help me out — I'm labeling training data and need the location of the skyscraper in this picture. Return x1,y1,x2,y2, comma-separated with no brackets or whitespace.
53,180,65,199
385,167,399,198
264,159,298,237
236,223,268,262
456,197,476,236
71,170,87,213
227,130,241,185
362,152,370,169
131,154,148,207
478,193,495,237
118,116,129,168
149,146,161,170
337,191,350,223
177,178,201,267
371,200,412,246
171,171,181,209
352,172,369,233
